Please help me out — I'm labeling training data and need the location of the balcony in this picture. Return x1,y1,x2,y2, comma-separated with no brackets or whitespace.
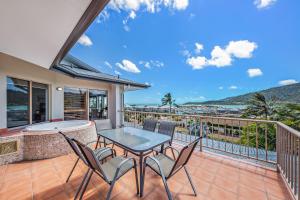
0,111,298,200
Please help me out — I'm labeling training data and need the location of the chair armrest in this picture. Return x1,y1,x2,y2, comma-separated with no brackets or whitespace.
164,146,180,158
85,140,98,146
113,157,136,181
144,156,166,178
95,148,116,159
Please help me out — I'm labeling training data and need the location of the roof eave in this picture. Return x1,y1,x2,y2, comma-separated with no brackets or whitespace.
53,65,149,89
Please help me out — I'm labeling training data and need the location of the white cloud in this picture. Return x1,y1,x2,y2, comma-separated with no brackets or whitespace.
129,11,136,19
97,10,110,23
173,0,189,10
278,79,298,86
254,0,276,9
181,50,191,57
207,46,232,67
77,34,92,46
123,25,130,32
116,59,141,73
104,61,113,68
186,40,257,69
186,56,207,69
247,68,263,77
226,40,257,58
109,0,189,13
114,70,122,75
218,86,224,90
139,60,164,69
229,85,238,90
195,42,204,54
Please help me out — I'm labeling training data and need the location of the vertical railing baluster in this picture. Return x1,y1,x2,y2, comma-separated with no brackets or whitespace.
265,123,268,162
218,118,220,150
291,134,294,191
224,119,227,152
231,120,234,153
256,123,259,160
298,137,300,200
288,131,291,184
247,121,250,158
199,117,203,151
239,120,241,155
212,117,214,149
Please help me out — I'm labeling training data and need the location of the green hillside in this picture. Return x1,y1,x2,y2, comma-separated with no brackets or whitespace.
184,83,300,105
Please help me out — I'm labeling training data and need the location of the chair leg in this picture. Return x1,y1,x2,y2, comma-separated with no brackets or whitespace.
74,169,90,200
95,136,101,149
161,175,172,200
184,166,197,196
141,161,147,197
79,170,93,200
106,180,117,200
134,161,139,195
66,157,80,183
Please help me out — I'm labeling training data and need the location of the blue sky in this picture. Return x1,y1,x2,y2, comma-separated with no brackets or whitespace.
70,0,300,105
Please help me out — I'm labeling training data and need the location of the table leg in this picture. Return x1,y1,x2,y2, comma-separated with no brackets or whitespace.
139,153,144,197
160,144,165,153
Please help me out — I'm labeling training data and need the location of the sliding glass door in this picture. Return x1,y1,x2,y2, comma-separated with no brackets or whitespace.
89,90,108,120
7,78,49,128
32,82,48,124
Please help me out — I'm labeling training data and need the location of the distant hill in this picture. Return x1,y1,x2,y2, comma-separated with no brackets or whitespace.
184,83,300,105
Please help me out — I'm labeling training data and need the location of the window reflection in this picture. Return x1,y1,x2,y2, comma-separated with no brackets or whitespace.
7,77,29,128
32,82,48,123
89,90,108,120
64,87,87,120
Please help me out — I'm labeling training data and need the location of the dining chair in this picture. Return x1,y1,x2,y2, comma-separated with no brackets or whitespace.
73,138,139,200
153,121,176,158
141,138,200,200
94,119,114,148
58,131,114,183
142,119,158,132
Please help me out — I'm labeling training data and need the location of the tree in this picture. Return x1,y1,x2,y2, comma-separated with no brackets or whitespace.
161,93,176,113
243,93,277,119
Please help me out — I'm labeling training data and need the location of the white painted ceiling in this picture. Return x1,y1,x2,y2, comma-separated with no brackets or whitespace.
0,0,91,69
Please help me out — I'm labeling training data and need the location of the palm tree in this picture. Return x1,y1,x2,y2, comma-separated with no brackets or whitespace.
161,93,176,113
244,93,276,119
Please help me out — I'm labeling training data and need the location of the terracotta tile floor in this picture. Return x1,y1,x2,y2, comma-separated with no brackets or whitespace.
0,147,291,200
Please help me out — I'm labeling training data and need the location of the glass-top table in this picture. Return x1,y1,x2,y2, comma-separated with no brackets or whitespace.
99,127,171,197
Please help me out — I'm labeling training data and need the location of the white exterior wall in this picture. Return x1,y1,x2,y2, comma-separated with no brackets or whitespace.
0,73,7,129
0,53,124,129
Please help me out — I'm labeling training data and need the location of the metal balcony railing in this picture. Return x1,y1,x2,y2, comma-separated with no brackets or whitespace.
123,110,300,200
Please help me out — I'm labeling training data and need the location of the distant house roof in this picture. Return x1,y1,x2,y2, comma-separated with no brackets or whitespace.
52,54,149,89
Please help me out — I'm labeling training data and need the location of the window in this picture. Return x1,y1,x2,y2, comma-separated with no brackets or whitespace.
7,78,30,128
89,90,108,120
64,87,87,120
6,77,49,128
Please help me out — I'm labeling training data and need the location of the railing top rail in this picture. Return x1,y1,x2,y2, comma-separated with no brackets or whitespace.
277,121,300,137
123,110,277,124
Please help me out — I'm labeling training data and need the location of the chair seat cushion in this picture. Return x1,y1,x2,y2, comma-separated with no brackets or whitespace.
146,154,175,177
101,156,134,182
93,147,113,160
